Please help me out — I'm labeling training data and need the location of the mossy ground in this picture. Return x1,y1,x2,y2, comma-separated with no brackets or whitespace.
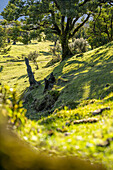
1,41,113,169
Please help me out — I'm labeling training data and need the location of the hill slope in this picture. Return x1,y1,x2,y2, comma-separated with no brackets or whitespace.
22,41,113,119
1,41,113,169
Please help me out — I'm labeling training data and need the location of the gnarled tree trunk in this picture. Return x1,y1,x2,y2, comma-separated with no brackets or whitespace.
60,33,73,60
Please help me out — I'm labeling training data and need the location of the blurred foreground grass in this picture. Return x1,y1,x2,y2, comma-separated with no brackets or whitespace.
0,85,105,170
0,113,105,170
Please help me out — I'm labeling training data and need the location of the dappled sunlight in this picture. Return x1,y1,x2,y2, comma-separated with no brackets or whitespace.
82,81,91,99
1,40,113,169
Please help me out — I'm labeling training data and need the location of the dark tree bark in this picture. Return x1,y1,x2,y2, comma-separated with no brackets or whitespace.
13,41,16,45
60,35,73,60
25,57,39,86
43,78,49,93
8,38,10,44
48,72,56,84
43,72,56,93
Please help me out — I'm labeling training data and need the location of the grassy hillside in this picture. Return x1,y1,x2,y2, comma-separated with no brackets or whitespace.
0,41,55,93
1,41,113,169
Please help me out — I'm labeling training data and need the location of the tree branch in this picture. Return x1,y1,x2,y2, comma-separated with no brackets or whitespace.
61,15,65,32
65,17,73,34
110,15,113,39
69,16,80,31
103,16,110,40
69,14,90,39
49,9,61,35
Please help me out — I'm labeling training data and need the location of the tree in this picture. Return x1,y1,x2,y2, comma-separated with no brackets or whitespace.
0,0,26,21
8,21,21,45
1,0,113,60
0,26,10,54
87,4,113,49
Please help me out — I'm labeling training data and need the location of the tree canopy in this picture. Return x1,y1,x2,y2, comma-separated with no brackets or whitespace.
1,0,113,59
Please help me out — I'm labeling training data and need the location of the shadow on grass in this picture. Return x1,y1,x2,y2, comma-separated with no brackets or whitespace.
18,74,27,80
22,41,113,120
39,51,51,56
0,66,3,72
14,44,26,46
0,59,24,63
51,46,113,105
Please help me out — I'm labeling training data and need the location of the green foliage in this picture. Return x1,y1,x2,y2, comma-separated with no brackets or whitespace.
8,21,21,44
87,4,113,49
0,85,26,129
2,0,113,59
30,30,39,40
1,0,26,21
20,31,31,45
0,0,93,59
28,51,39,70
0,26,11,54
87,35,108,49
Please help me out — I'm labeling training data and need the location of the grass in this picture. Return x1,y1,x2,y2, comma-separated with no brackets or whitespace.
0,41,55,94
1,40,113,169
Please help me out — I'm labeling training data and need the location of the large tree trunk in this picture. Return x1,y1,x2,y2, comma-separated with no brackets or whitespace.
60,36,73,60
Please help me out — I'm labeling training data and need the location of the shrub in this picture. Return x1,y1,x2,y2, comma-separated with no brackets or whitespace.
27,51,39,70
69,38,88,54
69,42,75,53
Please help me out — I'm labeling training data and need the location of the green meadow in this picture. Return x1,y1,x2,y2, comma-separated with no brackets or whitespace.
1,41,113,169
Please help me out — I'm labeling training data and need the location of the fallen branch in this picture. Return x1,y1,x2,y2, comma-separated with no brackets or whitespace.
97,137,113,147
73,118,98,124
92,107,110,116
